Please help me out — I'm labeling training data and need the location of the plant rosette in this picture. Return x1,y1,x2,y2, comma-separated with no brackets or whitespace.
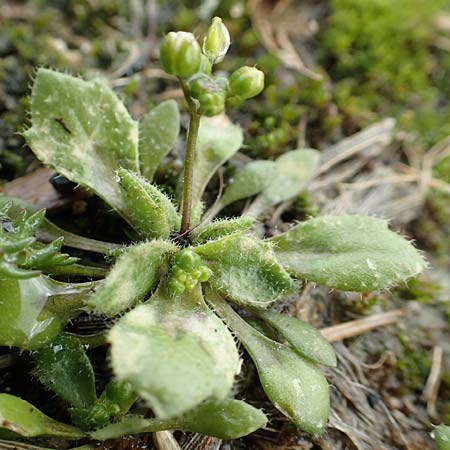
0,16,426,447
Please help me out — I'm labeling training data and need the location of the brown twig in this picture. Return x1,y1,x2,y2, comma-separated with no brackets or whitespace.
422,345,443,418
320,309,405,343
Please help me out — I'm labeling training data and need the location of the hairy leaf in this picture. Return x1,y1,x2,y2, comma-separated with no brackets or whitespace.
194,234,295,305
23,68,139,219
140,100,180,181
0,394,85,439
88,240,176,317
270,215,426,291
191,216,254,244
247,149,319,217
436,425,450,450
250,309,336,366
219,160,276,208
206,288,330,435
116,168,180,239
33,333,96,408
92,398,267,440
189,115,243,207
108,284,239,418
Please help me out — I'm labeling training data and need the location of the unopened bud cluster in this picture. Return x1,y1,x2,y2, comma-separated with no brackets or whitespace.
167,249,213,296
160,17,264,116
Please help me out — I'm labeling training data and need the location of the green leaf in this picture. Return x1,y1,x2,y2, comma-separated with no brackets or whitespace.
205,288,330,435
23,68,139,219
0,275,90,350
219,160,276,208
69,380,137,431
270,215,426,292
87,240,176,317
247,149,320,217
191,216,254,244
436,425,450,450
140,100,180,181
189,115,243,208
193,234,295,305
0,195,121,255
108,284,239,418
250,309,336,366
116,168,180,239
0,202,78,278
33,333,96,408
92,398,266,441
0,394,85,439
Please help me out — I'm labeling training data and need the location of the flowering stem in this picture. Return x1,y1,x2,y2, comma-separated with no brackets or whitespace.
179,78,201,235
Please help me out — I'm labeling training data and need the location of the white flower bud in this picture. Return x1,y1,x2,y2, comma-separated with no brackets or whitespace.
203,17,231,64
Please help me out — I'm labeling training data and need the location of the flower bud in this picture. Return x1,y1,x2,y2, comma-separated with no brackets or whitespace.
188,74,226,116
160,31,202,78
203,17,231,64
167,277,185,296
229,66,265,100
198,266,213,282
175,249,201,271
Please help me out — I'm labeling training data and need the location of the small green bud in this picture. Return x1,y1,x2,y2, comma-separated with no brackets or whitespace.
90,404,110,425
188,74,226,116
104,380,134,409
191,269,202,280
198,265,213,282
160,31,202,78
198,91,226,117
229,66,265,100
199,54,212,75
203,17,231,64
172,266,186,280
105,402,121,416
167,278,185,296
185,276,198,291
176,249,201,271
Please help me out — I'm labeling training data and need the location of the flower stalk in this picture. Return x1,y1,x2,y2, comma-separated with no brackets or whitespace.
179,78,201,235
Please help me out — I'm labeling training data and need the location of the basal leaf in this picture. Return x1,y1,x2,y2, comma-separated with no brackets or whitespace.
219,160,276,208
140,100,180,181
108,284,239,418
87,240,176,317
0,275,90,350
0,394,85,439
23,68,139,219
436,425,450,450
247,149,320,217
270,215,426,291
206,288,330,435
250,309,336,366
116,168,180,239
193,234,295,305
33,333,96,408
189,115,243,208
92,398,267,440
191,216,254,245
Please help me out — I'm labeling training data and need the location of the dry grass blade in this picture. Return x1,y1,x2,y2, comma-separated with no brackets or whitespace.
248,0,323,80
154,431,182,450
421,345,443,418
320,309,405,343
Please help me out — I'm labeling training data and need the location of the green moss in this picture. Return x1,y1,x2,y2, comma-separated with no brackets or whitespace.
321,0,450,144
397,334,432,392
